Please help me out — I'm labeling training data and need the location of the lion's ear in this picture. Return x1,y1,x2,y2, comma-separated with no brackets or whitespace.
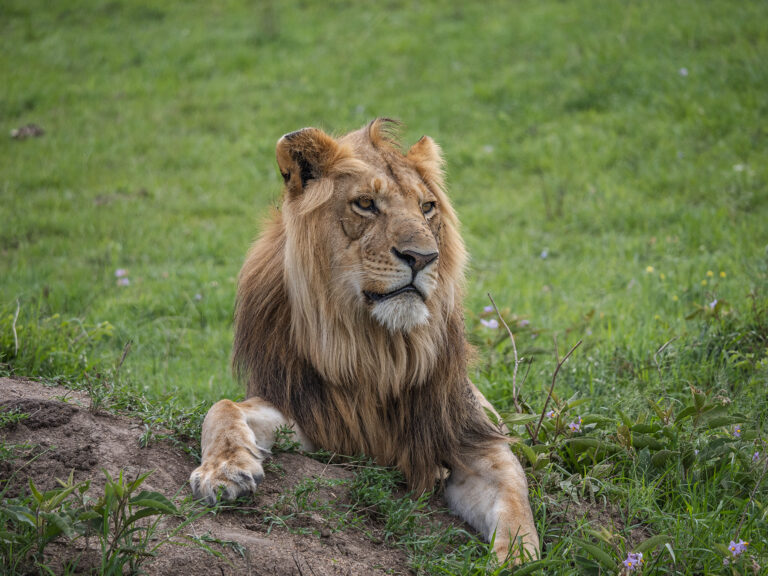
406,135,445,190
276,127,340,196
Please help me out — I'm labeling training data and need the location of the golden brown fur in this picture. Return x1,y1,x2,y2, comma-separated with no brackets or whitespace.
232,119,499,492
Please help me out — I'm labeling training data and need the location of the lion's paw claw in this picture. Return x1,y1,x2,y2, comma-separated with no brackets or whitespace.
190,451,265,504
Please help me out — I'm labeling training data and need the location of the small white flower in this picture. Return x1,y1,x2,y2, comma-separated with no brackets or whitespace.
679,67,689,77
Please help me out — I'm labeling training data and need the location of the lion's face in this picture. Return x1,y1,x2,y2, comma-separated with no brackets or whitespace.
275,119,465,336
325,167,442,332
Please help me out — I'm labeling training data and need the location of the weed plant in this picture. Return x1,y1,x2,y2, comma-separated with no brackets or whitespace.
0,470,209,575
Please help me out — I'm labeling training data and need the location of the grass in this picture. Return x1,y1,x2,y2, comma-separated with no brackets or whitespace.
1,0,767,574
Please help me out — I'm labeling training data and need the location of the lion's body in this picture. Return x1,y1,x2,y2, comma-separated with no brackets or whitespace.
191,120,539,562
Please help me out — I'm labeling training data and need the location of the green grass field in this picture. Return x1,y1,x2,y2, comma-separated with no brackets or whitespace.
2,0,767,574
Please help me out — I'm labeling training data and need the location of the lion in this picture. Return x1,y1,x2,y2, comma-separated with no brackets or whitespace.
189,119,540,562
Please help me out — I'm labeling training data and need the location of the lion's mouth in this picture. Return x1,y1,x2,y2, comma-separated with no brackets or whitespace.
364,284,424,303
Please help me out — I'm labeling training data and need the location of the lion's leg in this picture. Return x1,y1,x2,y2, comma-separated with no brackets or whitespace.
189,396,313,504
445,439,540,564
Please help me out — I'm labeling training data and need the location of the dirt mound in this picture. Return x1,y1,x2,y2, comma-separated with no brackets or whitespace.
0,378,464,575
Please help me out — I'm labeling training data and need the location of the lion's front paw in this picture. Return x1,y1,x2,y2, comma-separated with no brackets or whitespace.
190,447,267,505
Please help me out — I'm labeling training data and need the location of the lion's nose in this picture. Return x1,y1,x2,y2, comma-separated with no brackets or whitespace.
392,248,438,273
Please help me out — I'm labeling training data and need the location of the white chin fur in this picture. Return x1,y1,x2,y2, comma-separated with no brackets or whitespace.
371,296,430,333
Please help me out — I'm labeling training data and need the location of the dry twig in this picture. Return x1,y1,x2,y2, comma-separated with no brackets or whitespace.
531,335,582,445
115,339,133,382
653,336,678,388
12,299,20,358
487,293,522,409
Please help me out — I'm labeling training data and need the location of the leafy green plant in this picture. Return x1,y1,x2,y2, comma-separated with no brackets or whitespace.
0,408,29,430
0,469,211,576
272,425,303,454
0,472,90,575
84,469,199,575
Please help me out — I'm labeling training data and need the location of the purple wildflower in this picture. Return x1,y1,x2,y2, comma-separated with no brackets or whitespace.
194,293,203,301
709,299,718,310
483,305,494,313
545,410,555,419
753,452,760,463
117,278,130,286
480,318,499,330
623,551,644,571
519,319,530,327
728,539,748,557
734,426,741,438
568,416,582,432
540,249,548,259
115,268,128,278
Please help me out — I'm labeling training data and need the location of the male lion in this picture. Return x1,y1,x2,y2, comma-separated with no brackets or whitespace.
190,119,539,562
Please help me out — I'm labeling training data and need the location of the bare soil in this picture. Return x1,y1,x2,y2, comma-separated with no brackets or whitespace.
0,378,463,575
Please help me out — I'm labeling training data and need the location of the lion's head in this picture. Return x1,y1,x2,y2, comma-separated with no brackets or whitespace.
276,118,466,333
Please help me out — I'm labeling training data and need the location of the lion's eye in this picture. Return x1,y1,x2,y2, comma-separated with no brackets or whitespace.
421,201,436,215
354,197,376,212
